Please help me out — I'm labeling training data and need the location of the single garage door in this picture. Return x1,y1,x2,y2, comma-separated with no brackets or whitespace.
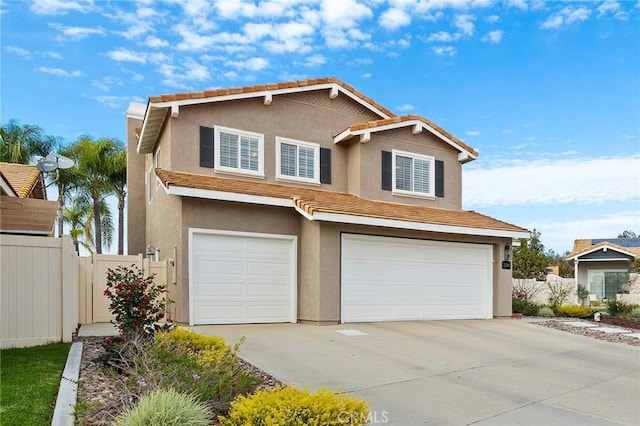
341,234,493,322
190,230,296,325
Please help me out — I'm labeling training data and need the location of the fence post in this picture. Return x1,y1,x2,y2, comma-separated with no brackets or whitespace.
61,236,77,342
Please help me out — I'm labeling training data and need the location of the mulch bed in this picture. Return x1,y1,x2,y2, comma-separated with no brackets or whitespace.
73,335,281,425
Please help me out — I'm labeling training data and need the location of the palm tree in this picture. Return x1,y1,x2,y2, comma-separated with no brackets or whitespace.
55,144,81,237
68,136,120,254
109,147,127,254
63,195,91,253
0,119,59,164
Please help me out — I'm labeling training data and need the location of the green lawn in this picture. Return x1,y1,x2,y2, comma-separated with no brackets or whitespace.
1,342,72,425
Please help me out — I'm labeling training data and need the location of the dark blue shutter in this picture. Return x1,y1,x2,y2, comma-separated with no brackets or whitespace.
435,160,444,197
381,150,392,191
320,147,331,184
199,126,214,168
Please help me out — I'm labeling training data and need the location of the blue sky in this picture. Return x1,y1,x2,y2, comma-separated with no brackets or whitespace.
2,0,639,254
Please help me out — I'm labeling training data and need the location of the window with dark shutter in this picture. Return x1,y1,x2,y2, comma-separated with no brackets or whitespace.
199,126,214,168
435,160,444,198
381,150,392,190
320,147,331,184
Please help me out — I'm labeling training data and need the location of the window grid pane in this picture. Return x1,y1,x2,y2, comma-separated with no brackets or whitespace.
395,155,412,191
219,132,238,168
280,143,297,176
240,136,259,171
298,146,314,179
413,158,430,193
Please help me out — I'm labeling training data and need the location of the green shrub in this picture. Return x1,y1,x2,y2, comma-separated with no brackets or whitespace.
554,305,592,318
537,306,555,317
110,331,260,416
113,389,213,426
576,284,590,306
630,307,640,318
512,298,540,316
606,300,637,316
547,281,573,309
220,386,369,426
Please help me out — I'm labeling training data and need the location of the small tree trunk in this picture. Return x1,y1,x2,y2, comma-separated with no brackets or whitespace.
117,193,125,255
93,195,102,254
57,183,65,237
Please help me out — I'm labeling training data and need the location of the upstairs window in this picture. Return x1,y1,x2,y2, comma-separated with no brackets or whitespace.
276,137,320,184
392,150,435,197
214,125,264,177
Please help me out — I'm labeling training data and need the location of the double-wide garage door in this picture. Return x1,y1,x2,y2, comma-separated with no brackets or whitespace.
190,230,296,325
341,234,493,322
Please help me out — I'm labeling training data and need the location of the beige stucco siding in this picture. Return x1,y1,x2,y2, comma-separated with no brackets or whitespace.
166,91,380,193
126,116,147,255
356,128,463,209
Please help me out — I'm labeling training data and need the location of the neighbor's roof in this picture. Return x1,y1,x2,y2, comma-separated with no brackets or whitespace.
0,195,58,236
155,169,529,239
0,162,46,199
334,115,478,161
137,77,397,155
567,239,640,260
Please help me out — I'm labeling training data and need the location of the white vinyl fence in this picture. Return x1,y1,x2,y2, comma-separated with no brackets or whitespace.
1,235,78,348
1,234,168,348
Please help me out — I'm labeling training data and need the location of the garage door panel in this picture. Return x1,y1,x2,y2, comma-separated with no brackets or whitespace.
191,231,296,325
341,234,492,323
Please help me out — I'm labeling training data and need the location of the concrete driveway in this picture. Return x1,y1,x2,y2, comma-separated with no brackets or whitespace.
192,320,640,425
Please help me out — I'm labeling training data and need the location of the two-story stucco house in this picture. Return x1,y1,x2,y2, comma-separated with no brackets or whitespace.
126,77,529,326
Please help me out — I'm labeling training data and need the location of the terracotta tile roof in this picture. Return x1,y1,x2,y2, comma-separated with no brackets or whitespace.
342,115,478,157
0,195,58,235
156,169,528,235
147,77,396,118
568,240,640,259
0,162,45,198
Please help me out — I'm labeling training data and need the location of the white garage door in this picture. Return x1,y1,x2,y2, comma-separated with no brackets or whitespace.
190,230,296,325
341,234,493,323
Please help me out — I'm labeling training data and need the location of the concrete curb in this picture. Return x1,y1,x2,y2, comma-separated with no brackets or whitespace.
51,342,83,426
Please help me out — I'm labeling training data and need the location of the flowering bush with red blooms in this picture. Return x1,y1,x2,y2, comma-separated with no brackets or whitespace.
104,265,171,339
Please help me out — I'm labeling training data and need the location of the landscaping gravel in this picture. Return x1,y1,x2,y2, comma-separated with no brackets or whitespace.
74,335,281,425
533,319,640,347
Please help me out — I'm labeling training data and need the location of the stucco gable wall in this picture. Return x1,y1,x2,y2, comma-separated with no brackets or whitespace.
166,91,381,194
356,127,462,209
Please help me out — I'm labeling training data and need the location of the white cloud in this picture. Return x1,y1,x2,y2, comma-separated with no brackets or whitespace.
49,23,105,41
396,103,415,111
486,14,500,23
597,0,630,20
464,155,640,207
106,48,146,64
299,54,326,67
433,45,456,56
466,130,481,136
37,66,84,77
321,0,373,29
424,31,461,42
43,51,62,59
362,72,372,78
379,8,411,30
173,24,216,51
530,211,640,253
6,46,30,57
85,94,145,109
453,14,475,36
30,0,93,15
144,36,169,48
228,57,269,71
540,7,591,30
482,30,504,43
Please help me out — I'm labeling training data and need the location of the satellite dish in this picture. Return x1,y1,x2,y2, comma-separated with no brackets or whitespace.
56,154,75,169
35,152,75,174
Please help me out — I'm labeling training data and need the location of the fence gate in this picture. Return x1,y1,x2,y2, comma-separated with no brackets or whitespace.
80,254,168,324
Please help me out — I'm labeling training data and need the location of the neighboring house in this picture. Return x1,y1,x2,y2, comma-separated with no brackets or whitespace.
0,162,58,236
126,77,529,326
567,238,640,301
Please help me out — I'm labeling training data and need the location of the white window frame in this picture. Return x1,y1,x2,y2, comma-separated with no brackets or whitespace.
147,165,154,203
275,137,320,184
392,149,435,198
155,149,161,189
214,125,264,178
